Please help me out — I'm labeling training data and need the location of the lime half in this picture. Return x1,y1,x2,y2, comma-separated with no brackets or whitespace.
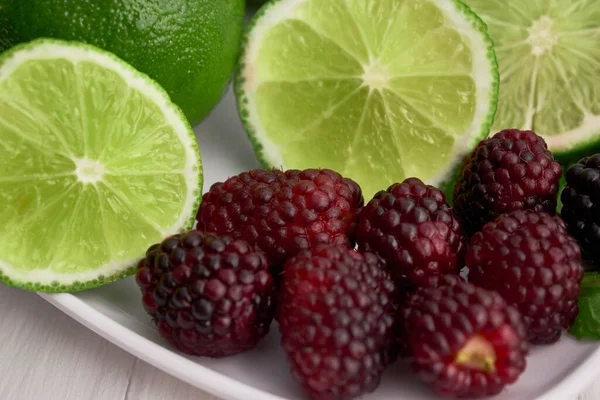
0,39,202,292
235,0,499,197
464,0,600,160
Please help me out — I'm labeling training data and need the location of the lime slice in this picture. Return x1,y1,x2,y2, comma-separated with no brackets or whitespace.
235,0,499,197
463,0,600,160
0,39,202,293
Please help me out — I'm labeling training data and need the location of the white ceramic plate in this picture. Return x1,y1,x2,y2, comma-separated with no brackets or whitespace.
40,87,600,400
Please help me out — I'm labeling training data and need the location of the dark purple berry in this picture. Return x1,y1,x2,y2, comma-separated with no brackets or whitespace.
454,129,562,235
136,231,275,358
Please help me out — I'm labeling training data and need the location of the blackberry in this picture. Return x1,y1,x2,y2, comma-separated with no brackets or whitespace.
356,178,466,291
453,129,562,235
561,154,600,266
278,244,395,400
196,169,363,273
136,231,275,357
399,281,528,398
467,211,584,344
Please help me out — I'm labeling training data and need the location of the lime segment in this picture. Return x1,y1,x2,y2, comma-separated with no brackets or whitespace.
236,0,498,197
463,0,600,158
0,39,202,292
256,20,364,81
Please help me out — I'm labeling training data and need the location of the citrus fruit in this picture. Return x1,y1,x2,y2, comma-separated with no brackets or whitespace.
0,0,245,125
463,0,600,161
235,0,499,198
0,39,203,293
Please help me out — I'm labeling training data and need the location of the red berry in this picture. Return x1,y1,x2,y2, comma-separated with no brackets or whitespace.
453,129,562,234
356,178,466,290
135,231,275,358
400,281,528,398
279,244,395,400
196,169,363,273
467,210,584,344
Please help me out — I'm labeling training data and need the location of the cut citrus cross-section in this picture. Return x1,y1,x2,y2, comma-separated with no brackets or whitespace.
235,0,499,198
0,39,203,292
464,0,600,160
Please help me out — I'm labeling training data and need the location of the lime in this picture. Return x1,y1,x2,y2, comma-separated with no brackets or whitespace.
235,0,499,198
0,39,202,293
0,0,245,126
463,0,600,161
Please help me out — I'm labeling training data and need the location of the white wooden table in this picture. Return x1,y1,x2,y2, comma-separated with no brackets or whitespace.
0,284,598,400
0,285,216,400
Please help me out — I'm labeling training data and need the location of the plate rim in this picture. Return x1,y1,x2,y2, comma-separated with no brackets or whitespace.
39,292,600,400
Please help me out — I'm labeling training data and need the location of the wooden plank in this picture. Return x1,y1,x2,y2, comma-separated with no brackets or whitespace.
126,360,218,400
0,285,134,400
0,285,216,400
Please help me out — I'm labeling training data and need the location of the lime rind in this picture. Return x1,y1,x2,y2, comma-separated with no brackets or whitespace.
234,0,290,171
437,0,499,197
235,0,499,198
443,0,499,149
0,38,203,293
548,114,600,165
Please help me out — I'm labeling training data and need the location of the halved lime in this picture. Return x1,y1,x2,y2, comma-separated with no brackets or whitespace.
0,39,202,293
235,0,499,198
464,0,600,160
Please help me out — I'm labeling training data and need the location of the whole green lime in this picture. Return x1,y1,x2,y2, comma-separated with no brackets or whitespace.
0,0,245,125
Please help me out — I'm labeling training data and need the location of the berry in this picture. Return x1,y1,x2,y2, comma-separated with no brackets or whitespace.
278,244,395,400
467,211,584,344
453,129,562,235
196,169,363,272
135,231,275,358
561,154,600,266
356,178,466,291
400,281,528,398
394,274,467,356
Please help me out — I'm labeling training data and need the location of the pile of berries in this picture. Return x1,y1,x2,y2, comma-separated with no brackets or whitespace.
135,129,592,399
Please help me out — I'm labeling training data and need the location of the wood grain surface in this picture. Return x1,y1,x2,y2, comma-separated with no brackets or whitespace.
0,285,217,400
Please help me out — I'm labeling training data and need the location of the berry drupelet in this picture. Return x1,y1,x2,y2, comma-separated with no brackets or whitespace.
278,244,396,400
561,154,600,266
356,177,466,291
453,129,562,235
196,169,363,273
399,281,528,398
136,231,275,358
467,210,584,344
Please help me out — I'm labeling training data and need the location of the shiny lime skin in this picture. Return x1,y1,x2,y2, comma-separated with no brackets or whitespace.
0,0,245,125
